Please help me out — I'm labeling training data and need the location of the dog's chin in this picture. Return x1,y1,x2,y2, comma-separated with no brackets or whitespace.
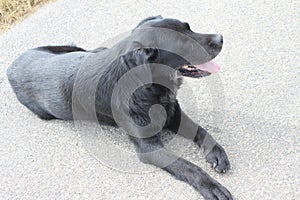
178,60,221,78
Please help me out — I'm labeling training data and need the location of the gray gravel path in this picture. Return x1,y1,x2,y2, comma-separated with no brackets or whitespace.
0,0,299,199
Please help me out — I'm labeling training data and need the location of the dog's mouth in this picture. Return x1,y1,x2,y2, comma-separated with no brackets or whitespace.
178,61,221,78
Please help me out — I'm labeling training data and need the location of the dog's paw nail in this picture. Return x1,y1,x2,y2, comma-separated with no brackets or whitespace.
213,162,217,169
205,144,230,173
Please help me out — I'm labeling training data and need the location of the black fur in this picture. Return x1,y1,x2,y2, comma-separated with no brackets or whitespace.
7,16,232,200
134,15,163,29
36,45,86,54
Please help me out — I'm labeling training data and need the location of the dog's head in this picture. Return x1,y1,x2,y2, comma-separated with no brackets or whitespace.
131,16,223,78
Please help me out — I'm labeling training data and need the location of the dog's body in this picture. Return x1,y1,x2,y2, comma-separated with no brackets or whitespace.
7,16,232,199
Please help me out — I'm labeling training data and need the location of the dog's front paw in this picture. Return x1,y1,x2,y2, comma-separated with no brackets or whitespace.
195,173,233,200
205,144,230,173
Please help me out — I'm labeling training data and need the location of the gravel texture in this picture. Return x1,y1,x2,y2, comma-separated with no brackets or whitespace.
0,0,299,199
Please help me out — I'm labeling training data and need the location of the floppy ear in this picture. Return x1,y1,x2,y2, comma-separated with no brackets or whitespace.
131,41,144,51
135,47,159,64
119,45,159,69
128,41,159,61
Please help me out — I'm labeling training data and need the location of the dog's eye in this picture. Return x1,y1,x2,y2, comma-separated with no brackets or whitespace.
183,22,191,31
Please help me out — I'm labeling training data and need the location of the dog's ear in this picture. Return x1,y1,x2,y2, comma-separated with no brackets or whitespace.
131,41,144,51
120,45,159,69
135,47,159,64
128,41,159,64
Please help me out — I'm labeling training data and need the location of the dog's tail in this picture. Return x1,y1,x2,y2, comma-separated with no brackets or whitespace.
36,45,87,54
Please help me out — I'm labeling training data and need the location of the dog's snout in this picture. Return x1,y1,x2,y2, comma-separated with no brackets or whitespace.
209,34,223,46
202,34,223,59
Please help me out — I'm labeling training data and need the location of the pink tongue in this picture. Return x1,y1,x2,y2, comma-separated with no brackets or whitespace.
194,61,220,74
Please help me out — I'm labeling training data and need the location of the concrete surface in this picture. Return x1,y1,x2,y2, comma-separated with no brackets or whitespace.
0,0,299,199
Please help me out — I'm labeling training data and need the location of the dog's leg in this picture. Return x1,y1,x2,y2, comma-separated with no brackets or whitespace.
129,134,232,200
166,103,230,173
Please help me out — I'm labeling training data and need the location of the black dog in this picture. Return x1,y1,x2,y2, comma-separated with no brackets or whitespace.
7,16,232,199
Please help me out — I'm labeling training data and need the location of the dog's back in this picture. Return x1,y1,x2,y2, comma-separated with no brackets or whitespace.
7,47,89,120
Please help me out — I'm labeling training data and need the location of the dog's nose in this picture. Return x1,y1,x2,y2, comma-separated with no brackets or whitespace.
208,34,223,46
214,34,223,44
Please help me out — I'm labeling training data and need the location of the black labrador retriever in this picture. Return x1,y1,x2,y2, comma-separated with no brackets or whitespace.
7,16,232,199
